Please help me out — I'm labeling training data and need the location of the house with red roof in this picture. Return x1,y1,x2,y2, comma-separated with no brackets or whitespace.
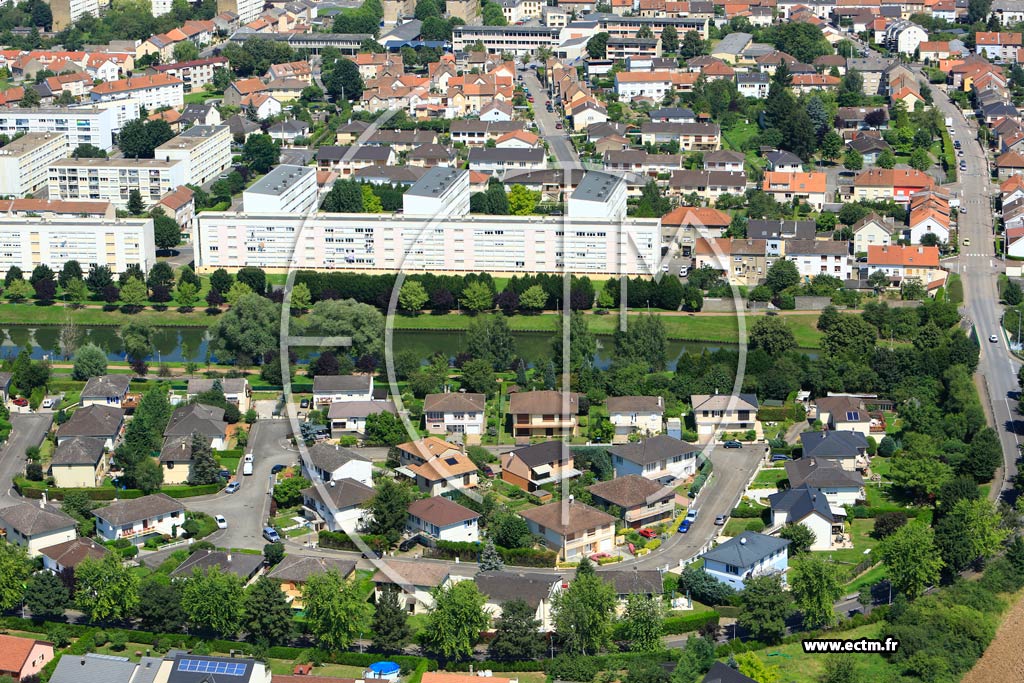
852,168,934,203
866,245,944,289
0,634,53,681
90,73,183,110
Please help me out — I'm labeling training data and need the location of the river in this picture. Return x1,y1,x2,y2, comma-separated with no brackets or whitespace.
2,326,736,371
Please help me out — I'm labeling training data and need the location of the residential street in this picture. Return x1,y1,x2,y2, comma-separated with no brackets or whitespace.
0,413,52,509
521,69,582,169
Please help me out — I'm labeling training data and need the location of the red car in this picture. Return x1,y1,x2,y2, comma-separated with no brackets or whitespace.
637,528,656,539
12,398,28,407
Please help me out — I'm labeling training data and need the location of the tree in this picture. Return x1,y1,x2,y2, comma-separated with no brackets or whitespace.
304,570,373,651
552,570,617,654
490,511,532,549
186,433,220,485
119,276,148,309
586,32,609,59
5,279,32,302
210,268,234,295
789,555,844,629
120,321,153,375
680,30,705,58
519,284,548,312
964,427,1002,482
243,576,293,645
272,475,310,507
0,543,30,611
181,566,245,636
364,411,406,446
779,522,816,555
286,281,311,313
86,264,113,294
613,313,667,371
673,636,715,682
152,211,182,251
226,281,254,307
324,58,364,101
508,184,540,215
876,148,896,169
467,314,516,369
621,594,663,652
749,317,796,357
459,358,496,395
934,498,1010,573
263,542,285,566
489,597,543,660
909,148,932,172
461,280,494,313
72,343,107,380
372,586,411,652
209,293,280,366
821,658,861,683
765,258,800,293
58,260,83,288
878,522,944,599
399,280,429,312
301,298,383,360
367,477,414,544
479,540,504,571
242,134,280,173
174,281,199,311
173,40,199,61
844,148,863,171
74,554,140,622
25,570,70,619
872,511,908,539
820,130,843,162
3,266,21,287
661,24,679,53
19,85,40,108
738,574,792,644
136,576,184,633
735,653,780,683
421,580,490,660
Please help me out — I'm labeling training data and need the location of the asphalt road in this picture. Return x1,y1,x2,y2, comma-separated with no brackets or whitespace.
185,420,299,548
521,69,581,169
0,414,52,509
930,88,1021,499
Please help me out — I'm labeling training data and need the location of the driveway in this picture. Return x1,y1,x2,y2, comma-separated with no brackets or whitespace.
521,69,581,169
185,420,299,548
280,147,315,166
0,413,52,508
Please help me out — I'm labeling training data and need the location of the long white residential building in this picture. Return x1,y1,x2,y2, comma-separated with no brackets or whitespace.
48,158,188,210
154,124,232,187
0,132,70,197
243,164,318,213
197,170,659,275
0,217,156,273
0,107,119,151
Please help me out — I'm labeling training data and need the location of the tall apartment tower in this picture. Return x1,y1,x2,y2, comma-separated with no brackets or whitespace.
48,0,100,31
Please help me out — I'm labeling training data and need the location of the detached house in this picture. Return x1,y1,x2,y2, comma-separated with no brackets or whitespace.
186,378,251,413
423,392,486,442
38,536,107,575
301,478,376,532
56,405,124,450
813,395,875,437
80,374,131,408
865,244,943,287
0,634,53,681
607,395,665,442
93,493,184,545
373,561,459,614
768,483,841,551
164,403,228,451
521,499,616,561
0,501,77,556
405,448,478,496
761,172,828,211
312,374,374,405
800,430,869,471
302,442,373,486
476,570,562,631
508,390,581,440
610,434,702,482
690,394,761,441
407,496,480,543
785,457,865,507
327,400,397,438
588,474,676,528
501,440,581,492
701,531,790,589
50,437,107,488
267,555,356,610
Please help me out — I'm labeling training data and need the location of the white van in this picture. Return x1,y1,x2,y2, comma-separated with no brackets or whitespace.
242,461,254,476
244,453,254,464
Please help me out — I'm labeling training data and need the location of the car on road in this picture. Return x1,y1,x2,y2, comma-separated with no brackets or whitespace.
714,515,727,525
242,461,253,476
960,206,967,214
637,528,657,539
362,550,383,559
990,334,1000,343
225,481,241,494
299,398,310,409
963,238,971,246
679,266,689,277
271,464,286,474
12,397,27,407
215,515,228,529
262,527,281,543
723,440,743,448
661,264,669,272
686,508,698,522
555,122,563,129
678,518,692,533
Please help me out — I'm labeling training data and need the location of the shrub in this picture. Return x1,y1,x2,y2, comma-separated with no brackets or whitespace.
93,630,109,647
872,511,908,539
497,546,557,567
546,655,600,682
662,611,720,635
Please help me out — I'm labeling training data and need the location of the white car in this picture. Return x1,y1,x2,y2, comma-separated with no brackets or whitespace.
40,398,54,409
990,334,1000,343
215,515,228,529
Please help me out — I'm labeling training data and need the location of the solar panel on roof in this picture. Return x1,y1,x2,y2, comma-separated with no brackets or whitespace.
445,457,459,466
177,659,247,676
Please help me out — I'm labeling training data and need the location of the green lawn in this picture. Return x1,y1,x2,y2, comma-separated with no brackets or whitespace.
750,467,789,488
826,518,880,565
268,660,366,677
183,91,222,104
0,302,213,327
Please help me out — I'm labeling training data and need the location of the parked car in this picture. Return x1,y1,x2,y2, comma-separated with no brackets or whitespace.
723,440,743,448
960,206,967,214
271,464,286,474
215,515,228,529
41,398,54,409
686,508,698,522
242,462,253,476
12,397,27,407
963,238,971,246
678,519,692,533
262,527,281,543
299,398,310,409
637,528,657,539
218,469,231,480
770,453,792,462
398,536,423,552
714,515,726,526
555,122,563,129
225,481,241,494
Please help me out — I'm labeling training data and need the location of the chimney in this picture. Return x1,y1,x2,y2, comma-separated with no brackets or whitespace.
81,658,87,666
40,492,47,507
740,537,747,545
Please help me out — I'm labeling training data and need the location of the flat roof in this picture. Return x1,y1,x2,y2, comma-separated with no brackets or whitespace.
50,157,182,169
405,166,467,198
156,125,229,151
0,106,106,115
0,131,66,156
571,171,624,203
245,164,315,196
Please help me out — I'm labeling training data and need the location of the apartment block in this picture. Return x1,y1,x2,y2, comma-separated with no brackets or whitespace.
90,74,184,110
243,164,318,213
0,132,69,197
49,0,99,30
153,57,230,93
48,158,187,210
217,0,264,23
154,125,232,187
0,216,155,273
0,107,118,151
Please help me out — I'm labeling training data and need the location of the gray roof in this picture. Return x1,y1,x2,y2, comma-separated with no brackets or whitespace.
704,150,745,164
736,72,770,84
714,31,752,55
307,442,371,472
588,474,675,509
702,531,789,567
326,399,396,419
609,434,700,466
312,374,372,393
317,145,393,162
92,493,183,526
367,129,436,145
225,113,260,136
468,147,545,163
475,570,561,608
81,374,131,398
266,554,356,582
406,166,467,198
166,653,259,683
159,435,193,463
702,662,758,683
649,107,695,120
169,549,264,580
691,393,759,412
606,395,664,413
571,171,624,203
354,165,426,184
132,657,164,683
785,457,865,489
450,120,525,134
784,239,850,256
423,392,486,413
642,122,720,136
246,164,316,197
302,477,376,510
51,436,105,466
800,430,867,459
764,149,803,166
508,440,569,468
746,219,816,241
598,568,663,595
50,653,138,683
0,501,77,537
57,405,124,440
164,403,227,439
767,483,834,523
187,378,248,395
670,170,747,189
268,119,310,135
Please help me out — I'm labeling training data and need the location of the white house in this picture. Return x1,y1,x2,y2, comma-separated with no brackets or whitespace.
302,442,373,486
163,403,228,451
55,405,124,450
606,395,665,443
92,493,185,545
38,537,108,574
701,531,790,590
186,378,251,413
406,496,480,543
327,400,398,438
312,374,375,405
80,374,131,408
423,392,486,442
301,478,376,533
0,501,78,557
475,570,562,631
785,458,866,507
373,561,461,614
609,434,702,483
690,393,761,441
767,484,840,551
784,239,854,281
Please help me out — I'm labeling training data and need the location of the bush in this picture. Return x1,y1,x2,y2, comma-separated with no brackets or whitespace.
93,630,109,647
744,519,765,532
430,540,480,561
546,655,600,682
662,611,720,635
47,624,73,648
497,546,557,567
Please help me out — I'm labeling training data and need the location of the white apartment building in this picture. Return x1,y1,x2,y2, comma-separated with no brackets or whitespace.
154,125,232,187
50,0,99,30
0,216,156,273
784,240,854,280
243,164,318,214
48,158,187,210
0,107,118,151
219,0,264,23
150,0,173,16
401,166,471,217
74,100,140,136
451,25,561,54
0,132,69,197
90,74,184,110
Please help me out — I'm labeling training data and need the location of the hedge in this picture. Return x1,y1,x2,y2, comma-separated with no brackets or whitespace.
497,546,558,568
317,530,389,552
662,610,720,635
689,459,713,498
446,651,675,675
13,478,221,500
429,540,480,562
